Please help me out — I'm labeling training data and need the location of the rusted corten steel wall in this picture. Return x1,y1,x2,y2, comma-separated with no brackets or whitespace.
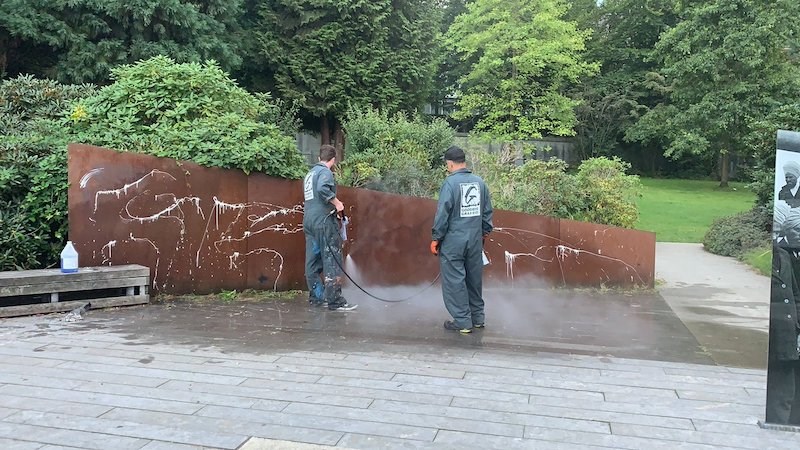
68,144,655,294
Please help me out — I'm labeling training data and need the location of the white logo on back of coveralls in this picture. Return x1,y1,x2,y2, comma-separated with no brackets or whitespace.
460,183,480,218
303,172,314,201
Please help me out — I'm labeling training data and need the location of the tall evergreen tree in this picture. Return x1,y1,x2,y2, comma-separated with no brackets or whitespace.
255,0,441,153
0,0,243,83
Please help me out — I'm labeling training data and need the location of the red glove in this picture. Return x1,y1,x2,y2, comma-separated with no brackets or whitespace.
430,240,440,256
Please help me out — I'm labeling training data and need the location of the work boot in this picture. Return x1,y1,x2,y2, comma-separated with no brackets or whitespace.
443,320,471,334
328,297,357,311
309,297,327,307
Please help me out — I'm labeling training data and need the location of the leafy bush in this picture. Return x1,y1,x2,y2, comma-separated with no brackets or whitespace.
0,75,95,270
575,157,641,228
471,148,642,227
0,201,42,270
470,147,584,218
0,76,95,203
703,206,771,257
69,56,307,178
0,58,306,270
338,108,453,197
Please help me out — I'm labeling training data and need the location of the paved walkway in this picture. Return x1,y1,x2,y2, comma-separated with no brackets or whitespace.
656,243,769,368
0,243,793,449
0,312,796,450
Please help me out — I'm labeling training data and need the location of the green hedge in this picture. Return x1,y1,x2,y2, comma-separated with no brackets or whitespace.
0,75,96,270
1,57,307,270
703,206,771,257
338,108,454,198
471,149,642,228
70,56,306,178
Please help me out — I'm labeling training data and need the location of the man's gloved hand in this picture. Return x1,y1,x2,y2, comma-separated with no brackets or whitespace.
430,240,440,256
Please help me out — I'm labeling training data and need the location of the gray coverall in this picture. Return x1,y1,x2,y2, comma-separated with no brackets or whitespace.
432,168,493,329
303,163,345,306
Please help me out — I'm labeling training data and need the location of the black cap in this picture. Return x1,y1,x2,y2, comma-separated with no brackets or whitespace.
444,146,466,163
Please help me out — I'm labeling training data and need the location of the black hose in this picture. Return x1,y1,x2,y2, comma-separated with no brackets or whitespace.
321,211,441,303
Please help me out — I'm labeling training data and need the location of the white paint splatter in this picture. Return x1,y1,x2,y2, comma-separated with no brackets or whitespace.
80,168,104,188
93,169,176,214
130,232,160,289
101,240,117,265
495,227,645,284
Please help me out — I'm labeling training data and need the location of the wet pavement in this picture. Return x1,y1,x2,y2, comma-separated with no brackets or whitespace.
0,298,795,450
656,243,769,369
70,283,714,367
0,243,786,449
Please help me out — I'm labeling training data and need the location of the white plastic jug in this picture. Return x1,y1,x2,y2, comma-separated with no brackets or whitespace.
60,241,79,273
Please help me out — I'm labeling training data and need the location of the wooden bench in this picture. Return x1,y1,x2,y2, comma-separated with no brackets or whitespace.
0,264,149,318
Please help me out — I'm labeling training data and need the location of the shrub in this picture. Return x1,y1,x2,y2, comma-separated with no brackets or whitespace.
470,147,584,218
703,206,771,257
0,58,306,270
0,75,95,270
575,157,641,228
0,201,42,270
69,56,307,179
470,148,641,227
338,108,453,197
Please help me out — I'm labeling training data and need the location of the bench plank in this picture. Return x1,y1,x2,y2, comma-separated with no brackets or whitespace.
0,295,149,319
0,276,149,297
0,265,149,288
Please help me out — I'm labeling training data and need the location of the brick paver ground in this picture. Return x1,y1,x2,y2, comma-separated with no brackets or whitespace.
0,307,798,450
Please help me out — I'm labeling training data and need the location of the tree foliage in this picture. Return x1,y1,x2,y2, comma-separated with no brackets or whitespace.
573,0,677,159
0,75,96,269
69,56,306,178
337,108,453,197
255,0,441,144
446,0,597,140
0,0,243,83
626,0,800,186
428,0,471,121
746,103,800,207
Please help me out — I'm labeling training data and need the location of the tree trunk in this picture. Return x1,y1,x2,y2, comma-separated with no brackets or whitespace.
334,119,344,162
719,152,730,188
650,151,656,177
320,116,331,144
0,32,10,76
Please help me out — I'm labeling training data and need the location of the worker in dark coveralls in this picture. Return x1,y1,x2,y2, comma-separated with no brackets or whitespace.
767,207,800,424
431,146,493,334
303,144,356,311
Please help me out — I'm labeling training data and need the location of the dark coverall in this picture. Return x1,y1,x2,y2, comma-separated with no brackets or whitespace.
303,163,345,307
432,168,493,329
767,244,800,425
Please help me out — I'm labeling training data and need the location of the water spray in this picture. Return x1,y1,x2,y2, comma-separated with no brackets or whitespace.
323,211,440,303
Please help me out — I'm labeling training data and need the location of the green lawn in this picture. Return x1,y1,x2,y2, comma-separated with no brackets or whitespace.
742,245,772,276
635,178,756,242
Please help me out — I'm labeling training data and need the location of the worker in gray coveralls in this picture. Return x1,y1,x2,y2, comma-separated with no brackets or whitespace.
303,144,357,311
431,146,493,334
